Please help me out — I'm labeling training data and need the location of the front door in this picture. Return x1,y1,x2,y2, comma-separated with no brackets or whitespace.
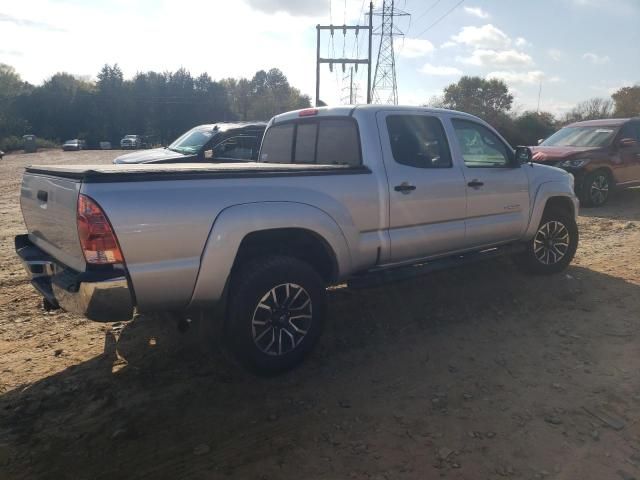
377,112,468,263
449,118,530,248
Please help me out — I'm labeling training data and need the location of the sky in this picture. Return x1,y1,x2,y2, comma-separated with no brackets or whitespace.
1,0,639,117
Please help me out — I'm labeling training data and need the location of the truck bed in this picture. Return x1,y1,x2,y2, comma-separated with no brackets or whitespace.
25,162,370,182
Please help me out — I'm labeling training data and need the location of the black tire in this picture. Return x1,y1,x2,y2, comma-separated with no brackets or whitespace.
513,208,578,275
579,170,612,207
226,255,327,375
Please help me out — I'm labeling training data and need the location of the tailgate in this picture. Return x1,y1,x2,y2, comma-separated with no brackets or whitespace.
20,172,86,272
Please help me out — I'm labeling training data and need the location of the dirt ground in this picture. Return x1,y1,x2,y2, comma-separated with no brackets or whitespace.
1,149,639,480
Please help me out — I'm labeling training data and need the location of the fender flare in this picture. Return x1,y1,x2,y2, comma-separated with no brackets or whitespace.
524,181,579,239
187,201,352,308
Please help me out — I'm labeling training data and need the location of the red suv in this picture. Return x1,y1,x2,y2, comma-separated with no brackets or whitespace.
531,118,640,207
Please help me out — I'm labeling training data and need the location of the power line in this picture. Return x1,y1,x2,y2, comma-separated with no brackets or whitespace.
414,0,443,21
414,0,464,37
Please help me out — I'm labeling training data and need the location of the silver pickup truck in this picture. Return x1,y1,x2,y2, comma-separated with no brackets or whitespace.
15,105,579,373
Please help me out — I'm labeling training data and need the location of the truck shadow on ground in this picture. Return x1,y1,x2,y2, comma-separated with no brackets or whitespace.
1,261,639,479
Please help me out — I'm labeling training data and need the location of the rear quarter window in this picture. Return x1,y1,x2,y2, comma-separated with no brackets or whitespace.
259,124,294,163
260,118,361,166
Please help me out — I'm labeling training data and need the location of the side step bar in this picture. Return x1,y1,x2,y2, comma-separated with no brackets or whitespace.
347,243,525,289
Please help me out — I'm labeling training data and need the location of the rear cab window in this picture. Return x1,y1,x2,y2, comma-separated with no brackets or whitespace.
260,118,361,166
259,124,295,163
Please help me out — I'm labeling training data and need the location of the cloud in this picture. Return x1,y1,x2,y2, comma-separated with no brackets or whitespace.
398,38,435,58
0,13,64,32
440,41,457,49
589,80,632,95
568,0,639,15
451,24,511,49
487,70,562,85
514,37,531,48
457,49,534,68
463,6,490,19
243,0,326,16
0,49,23,57
583,52,610,65
419,63,463,76
548,48,563,61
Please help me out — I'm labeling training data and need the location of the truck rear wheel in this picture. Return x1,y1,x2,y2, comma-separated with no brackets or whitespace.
226,255,327,374
513,208,578,275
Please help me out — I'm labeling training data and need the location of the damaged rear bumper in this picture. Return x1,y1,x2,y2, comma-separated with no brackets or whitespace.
14,234,134,322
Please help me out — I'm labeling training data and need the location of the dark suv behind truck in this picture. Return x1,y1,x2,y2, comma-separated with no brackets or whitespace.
113,122,266,165
531,118,640,206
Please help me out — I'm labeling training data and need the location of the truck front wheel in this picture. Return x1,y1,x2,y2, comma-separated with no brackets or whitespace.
226,255,327,374
513,208,578,275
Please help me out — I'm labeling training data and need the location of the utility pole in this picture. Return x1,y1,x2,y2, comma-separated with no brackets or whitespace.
340,66,356,105
537,78,543,113
372,0,409,105
349,66,354,104
315,2,373,106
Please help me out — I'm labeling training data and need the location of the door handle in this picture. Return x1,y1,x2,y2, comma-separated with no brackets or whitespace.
467,180,484,188
394,182,416,193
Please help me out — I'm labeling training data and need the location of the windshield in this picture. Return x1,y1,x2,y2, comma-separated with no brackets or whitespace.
125,135,137,139
541,126,617,148
168,127,216,154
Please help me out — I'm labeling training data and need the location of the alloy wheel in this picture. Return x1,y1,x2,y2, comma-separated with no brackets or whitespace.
251,283,313,356
589,175,609,205
533,220,570,265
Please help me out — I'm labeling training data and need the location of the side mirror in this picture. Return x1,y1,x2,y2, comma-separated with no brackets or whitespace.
515,146,533,165
537,138,544,145
619,137,637,148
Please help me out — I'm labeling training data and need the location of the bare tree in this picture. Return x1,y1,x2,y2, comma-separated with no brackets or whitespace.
562,97,613,124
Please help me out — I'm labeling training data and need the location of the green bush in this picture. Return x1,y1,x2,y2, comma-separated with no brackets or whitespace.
0,136,23,152
0,136,59,151
36,138,59,149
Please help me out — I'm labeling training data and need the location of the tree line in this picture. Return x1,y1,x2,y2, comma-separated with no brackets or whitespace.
428,76,640,147
1,63,639,152
0,63,311,151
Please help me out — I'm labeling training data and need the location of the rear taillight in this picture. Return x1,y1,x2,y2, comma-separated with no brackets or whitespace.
77,194,124,264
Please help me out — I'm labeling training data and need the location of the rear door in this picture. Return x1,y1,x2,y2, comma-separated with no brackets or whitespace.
616,122,640,185
449,118,530,248
376,112,467,263
208,135,262,162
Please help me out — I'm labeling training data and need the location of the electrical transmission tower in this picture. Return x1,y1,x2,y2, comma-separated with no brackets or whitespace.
340,66,359,105
371,0,409,105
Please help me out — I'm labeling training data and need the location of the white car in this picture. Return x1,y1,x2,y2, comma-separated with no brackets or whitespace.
120,135,142,149
62,139,86,151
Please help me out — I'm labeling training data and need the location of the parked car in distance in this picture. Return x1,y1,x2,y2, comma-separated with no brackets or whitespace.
531,117,640,207
16,105,579,374
120,135,143,150
113,122,267,164
62,139,86,151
